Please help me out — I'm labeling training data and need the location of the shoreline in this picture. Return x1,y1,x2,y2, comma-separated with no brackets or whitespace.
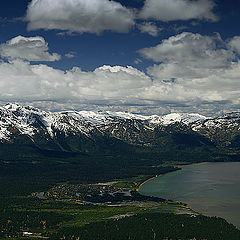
137,162,211,192
136,167,183,192
136,174,162,192
174,161,209,168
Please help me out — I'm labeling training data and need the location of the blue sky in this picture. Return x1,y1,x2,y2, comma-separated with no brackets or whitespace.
0,0,240,115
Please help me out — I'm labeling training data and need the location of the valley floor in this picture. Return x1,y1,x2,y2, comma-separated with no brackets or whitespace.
1,174,240,240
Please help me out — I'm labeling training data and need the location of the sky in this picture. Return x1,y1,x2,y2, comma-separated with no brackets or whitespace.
0,0,240,116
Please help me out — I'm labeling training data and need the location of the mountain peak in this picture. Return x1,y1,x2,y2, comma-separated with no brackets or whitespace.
4,103,22,111
3,103,42,113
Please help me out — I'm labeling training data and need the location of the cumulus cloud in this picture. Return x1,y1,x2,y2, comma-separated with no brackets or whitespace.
139,0,218,22
139,32,234,70
25,0,135,34
0,36,60,61
143,62,240,105
137,22,161,36
138,32,240,104
0,61,151,102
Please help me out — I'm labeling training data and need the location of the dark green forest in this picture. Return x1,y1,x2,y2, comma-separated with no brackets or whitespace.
52,214,240,240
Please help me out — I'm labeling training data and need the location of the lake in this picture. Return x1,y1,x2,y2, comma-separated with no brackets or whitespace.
139,162,240,228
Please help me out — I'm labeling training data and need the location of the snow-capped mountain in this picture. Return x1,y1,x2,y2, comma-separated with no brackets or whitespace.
1,103,240,165
1,103,240,160
147,113,207,125
0,103,207,142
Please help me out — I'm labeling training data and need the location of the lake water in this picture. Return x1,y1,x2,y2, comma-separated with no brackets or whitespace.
139,162,240,228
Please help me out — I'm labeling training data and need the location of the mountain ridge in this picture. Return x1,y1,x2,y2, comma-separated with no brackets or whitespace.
0,103,208,142
1,103,240,164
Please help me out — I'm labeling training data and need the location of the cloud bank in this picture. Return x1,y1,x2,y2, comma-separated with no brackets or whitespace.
0,60,151,102
1,33,240,115
0,36,60,61
26,0,135,34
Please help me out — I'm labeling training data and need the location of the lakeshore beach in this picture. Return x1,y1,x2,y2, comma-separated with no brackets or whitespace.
137,175,162,192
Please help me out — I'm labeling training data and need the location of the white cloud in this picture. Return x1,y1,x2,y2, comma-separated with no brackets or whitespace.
1,55,240,114
0,60,151,101
65,52,75,58
139,32,233,69
138,32,240,104
137,22,161,36
228,36,240,54
139,0,218,22
26,0,135,34
0,36,60,62
143,62,240,104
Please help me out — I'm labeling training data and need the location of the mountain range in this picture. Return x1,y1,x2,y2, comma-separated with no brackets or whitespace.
1,103,240,194
1,103,240,153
